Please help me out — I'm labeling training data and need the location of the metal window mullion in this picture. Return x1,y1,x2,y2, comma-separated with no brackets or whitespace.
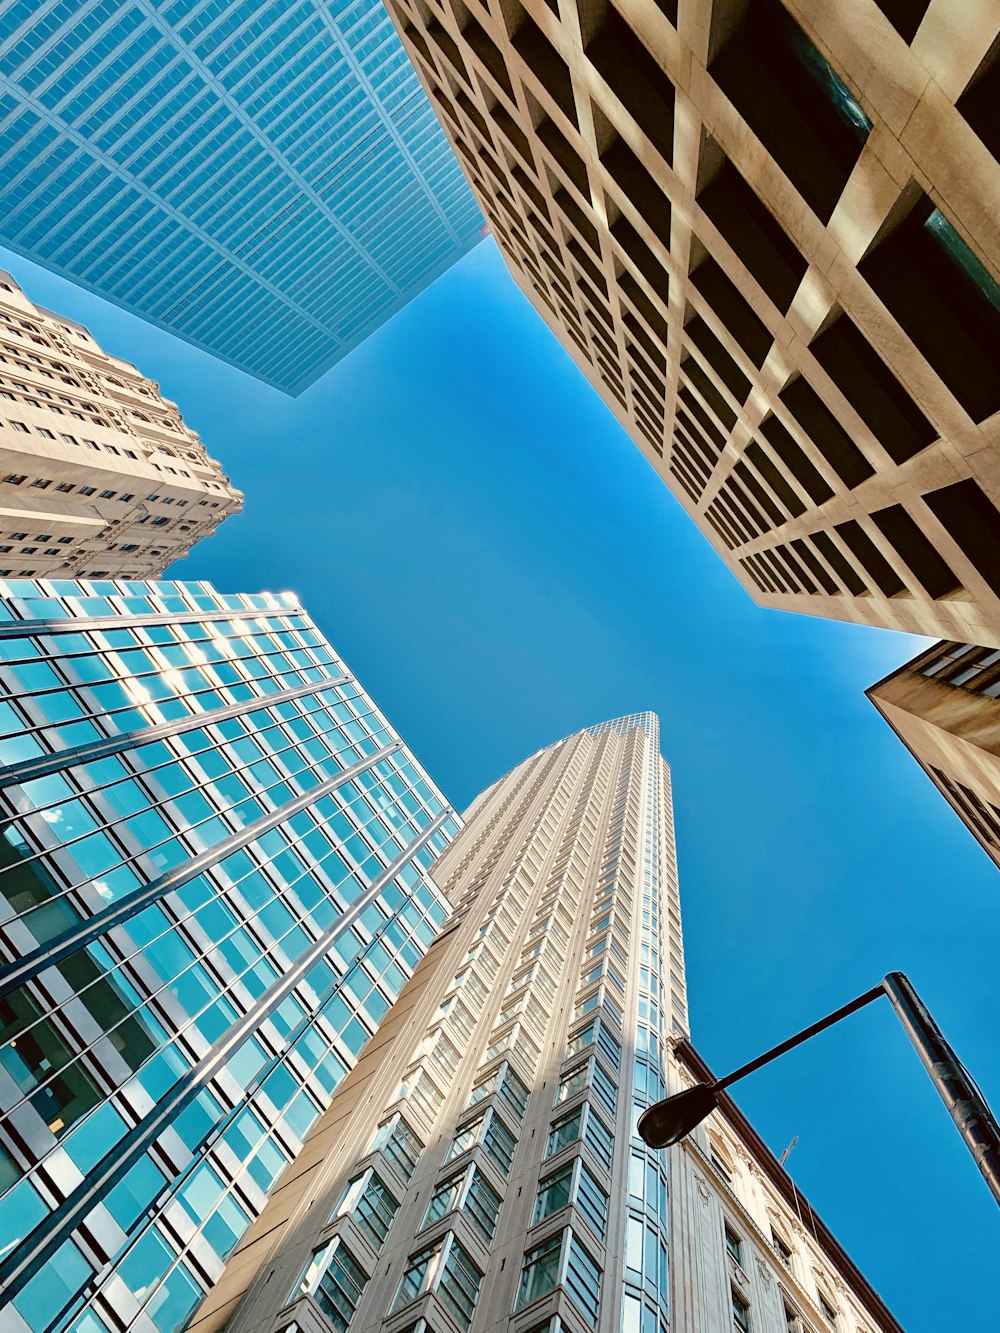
0,714,350,888
0,719,375,924
431,1230,456,1299
0,741,401,1000
0,605,302,641
0,625,319,678
0,810,450,1303
17,776,411,1058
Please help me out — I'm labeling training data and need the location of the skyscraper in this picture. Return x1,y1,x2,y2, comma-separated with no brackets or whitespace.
868,641,1000,871
192,712,900,1333
0,576,460,1333
0,271,242,577
0,0,485,394
385,0,1000,646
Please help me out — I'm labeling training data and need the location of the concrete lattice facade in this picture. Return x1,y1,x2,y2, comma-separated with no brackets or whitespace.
0,272,242,578
385,0,1000,648
191,713,900,1333
869,640,1000,871
0,577,459,1333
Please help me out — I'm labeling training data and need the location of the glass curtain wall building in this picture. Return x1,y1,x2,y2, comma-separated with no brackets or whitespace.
0,0,485,393
0,577,459,1332
192,712,901,1333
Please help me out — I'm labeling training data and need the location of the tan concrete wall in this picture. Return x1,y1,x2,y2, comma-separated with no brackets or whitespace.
384,0,1000,646
0,271,242,578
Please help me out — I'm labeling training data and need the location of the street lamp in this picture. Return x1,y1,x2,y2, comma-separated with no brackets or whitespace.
637,971,1000,1207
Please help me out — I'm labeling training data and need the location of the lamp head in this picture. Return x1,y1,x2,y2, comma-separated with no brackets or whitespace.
637,1083,719,1149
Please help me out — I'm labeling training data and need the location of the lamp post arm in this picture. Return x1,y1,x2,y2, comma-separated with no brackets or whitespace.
714,983,885,1092
882,971,1000,1207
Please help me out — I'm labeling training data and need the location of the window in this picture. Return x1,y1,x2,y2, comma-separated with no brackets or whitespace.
547,1106,583,1157
56,482,74,492
448,1108,516,1174
556,1061,589,1104
533,1163,573,1225
772,1230,793,1270
299,1239,367,1333
78,486,96,496
484,1111,516,1173
369,1115,423,1181
725,1225,743,1264
3,474,25,485
575,1159,609,1239
710,0,869,222
425,1164,502,1242
818,1292,838,1325
438,1235,482,1329
516,1228,601,1324
337,1170,398,1251
859,196,1000,421
516,1231,563,1311
923,478,1000,600
733,1289,751,1332
10,420,28,432
394,1234,482,1331
784,1302,807,1332
710,1140,734,1184
464,1166,503,1241
469,1060,529,1122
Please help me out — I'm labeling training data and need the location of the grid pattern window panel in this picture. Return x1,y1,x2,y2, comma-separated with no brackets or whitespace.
0,0,485,391
0,579,456,1333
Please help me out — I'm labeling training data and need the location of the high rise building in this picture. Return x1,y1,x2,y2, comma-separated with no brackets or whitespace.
0,576,460,1333
0,272,242,577
0,0,485,394
385,0,1000,647
868,640,1000,871
191,712,901,1333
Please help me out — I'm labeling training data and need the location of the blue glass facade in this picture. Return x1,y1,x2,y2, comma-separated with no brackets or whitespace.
0,576,459,1331
0,0,484,393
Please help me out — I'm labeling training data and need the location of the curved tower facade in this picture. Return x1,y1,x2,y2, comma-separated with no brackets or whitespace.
191,713,899,1333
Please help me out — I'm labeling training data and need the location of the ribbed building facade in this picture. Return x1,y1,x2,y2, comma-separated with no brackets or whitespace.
869,641,1000,871
0,272,242,577
0,577,459,1333
384,0,1000,648
191,712,901,1333
0,0,485,393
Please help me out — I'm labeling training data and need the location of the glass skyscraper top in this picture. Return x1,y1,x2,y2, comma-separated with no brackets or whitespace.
0,0,485,394
0,576,459,1332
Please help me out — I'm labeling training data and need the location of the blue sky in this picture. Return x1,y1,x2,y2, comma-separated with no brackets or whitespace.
6,238,997,1329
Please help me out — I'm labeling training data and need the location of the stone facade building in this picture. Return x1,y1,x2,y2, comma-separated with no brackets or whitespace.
0,273,242,577
383,0,1000,648
869,640,1000,871
191,713,901,1333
